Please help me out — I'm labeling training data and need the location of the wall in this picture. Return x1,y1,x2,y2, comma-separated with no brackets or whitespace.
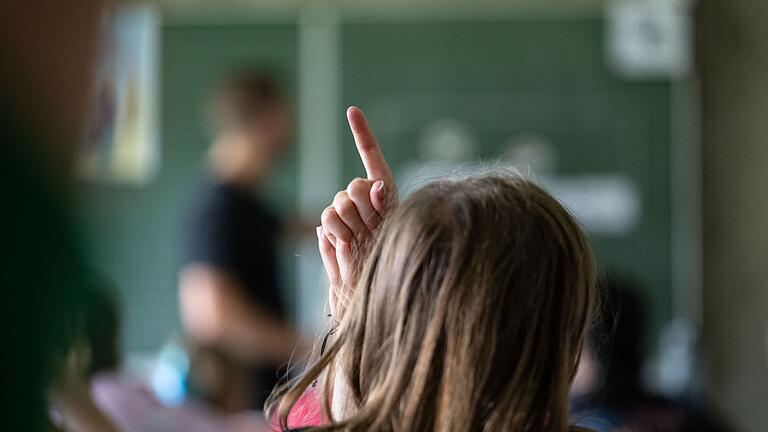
700,0,768,430
341,18,675,341
79,15,680,359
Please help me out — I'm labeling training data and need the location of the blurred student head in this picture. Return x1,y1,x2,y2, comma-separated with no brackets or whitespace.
47,279,119,403
574,277,647,408
571,278,730,432
207,70,291,185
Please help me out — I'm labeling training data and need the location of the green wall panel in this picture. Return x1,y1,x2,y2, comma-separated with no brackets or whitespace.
340,18,672,341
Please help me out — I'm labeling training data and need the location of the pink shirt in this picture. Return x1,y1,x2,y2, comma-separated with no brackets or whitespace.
270,387,325,431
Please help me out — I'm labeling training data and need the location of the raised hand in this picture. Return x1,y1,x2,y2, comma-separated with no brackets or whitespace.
317,107,396,317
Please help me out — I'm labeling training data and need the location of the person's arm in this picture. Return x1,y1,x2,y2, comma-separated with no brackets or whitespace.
179,264,308,365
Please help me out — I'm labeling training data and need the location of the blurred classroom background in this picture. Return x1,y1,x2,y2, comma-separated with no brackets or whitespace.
19,0,767,430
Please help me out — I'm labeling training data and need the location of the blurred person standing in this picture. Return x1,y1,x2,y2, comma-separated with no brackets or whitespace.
179,70,304,411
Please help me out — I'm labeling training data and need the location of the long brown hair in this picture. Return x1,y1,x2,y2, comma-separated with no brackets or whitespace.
268,173,597,431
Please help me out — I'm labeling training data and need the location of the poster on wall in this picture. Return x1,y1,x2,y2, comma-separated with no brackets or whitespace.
78,4,160,184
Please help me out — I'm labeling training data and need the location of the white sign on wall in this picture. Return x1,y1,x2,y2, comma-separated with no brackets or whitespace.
606,0,692,79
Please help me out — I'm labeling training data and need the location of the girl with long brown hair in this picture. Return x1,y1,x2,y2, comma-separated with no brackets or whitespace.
267,107,597,432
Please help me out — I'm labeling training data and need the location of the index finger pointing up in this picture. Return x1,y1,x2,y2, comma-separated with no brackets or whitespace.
347,106,393,183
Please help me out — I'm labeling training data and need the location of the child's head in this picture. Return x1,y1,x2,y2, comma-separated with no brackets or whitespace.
275,173,597,431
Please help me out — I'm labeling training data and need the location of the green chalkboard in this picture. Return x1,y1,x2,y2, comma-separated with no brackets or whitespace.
340,18,672,341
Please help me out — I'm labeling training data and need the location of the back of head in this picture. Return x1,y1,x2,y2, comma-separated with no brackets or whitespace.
586,276,647,409
206,69,289,183
275,173,597,432
208,69,282,136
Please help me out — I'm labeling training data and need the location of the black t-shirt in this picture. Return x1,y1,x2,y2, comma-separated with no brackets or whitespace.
183,180,286,319
184,180,288,407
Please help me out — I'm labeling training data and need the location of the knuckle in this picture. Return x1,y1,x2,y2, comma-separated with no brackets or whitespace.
335,199,356,218
333,191,348,204
321,207,337,224
346,178,369,197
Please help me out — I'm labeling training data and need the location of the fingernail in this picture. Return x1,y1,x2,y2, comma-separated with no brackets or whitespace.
316,226,323,240
373,180,385,196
